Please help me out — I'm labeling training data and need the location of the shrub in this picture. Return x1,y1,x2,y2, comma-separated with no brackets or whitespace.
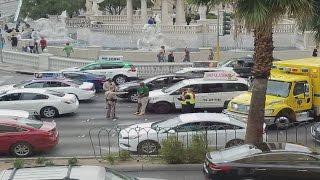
13,159,24,169
104,154,115,165
118,151,131,161
207,13,217,19
44,160,55,166
160,136,185,164
186,135,207,163
68,157,78,166
35,157,47,165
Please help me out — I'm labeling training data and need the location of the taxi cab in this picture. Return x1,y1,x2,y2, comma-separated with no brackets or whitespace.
147,72,249,114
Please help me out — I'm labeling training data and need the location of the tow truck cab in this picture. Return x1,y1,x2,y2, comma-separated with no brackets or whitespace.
227,58,320,128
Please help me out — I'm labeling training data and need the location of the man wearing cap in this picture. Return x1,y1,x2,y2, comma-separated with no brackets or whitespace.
103,79,117,109
134,82,149,116
105,86,117,119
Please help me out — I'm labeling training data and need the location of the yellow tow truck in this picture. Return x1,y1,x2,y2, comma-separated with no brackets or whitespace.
226,57,320,129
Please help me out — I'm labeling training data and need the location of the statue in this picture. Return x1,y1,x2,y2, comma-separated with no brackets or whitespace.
92,0,104,15
85,0,93,14
151,0,161,10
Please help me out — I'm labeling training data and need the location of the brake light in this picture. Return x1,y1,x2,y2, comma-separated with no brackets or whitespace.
129,65,136,72
208,163,231,173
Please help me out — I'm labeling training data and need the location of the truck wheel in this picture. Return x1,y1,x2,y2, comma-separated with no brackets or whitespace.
154,102,172,114
274,116,290,129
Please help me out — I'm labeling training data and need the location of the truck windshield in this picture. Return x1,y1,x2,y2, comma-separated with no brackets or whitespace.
266,80,291,97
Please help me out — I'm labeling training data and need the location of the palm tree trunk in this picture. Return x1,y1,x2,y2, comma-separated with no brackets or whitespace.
245,25,274,144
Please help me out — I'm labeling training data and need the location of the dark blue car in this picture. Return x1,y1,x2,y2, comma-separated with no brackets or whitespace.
62,72,107,91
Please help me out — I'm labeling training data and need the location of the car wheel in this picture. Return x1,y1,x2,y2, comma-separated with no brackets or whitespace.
274,116,290,129
225,139,244,148
41,106,58,118
114,75,127,85
138,141,160,155
11,142,32,157
154,102,172,114
129,92,139,103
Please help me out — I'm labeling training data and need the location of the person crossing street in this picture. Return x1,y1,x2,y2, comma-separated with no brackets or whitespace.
134,82,149,116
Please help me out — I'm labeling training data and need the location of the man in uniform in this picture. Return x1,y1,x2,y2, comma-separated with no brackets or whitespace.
105,86,117,119
178,88,187,113
103,79,117,109
185,88,196,113
134,82,149,116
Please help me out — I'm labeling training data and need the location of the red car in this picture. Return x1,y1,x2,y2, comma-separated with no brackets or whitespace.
0,117,59,157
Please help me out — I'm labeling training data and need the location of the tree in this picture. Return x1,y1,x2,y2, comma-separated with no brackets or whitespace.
20,0,85,19
300,0,320,45
189,0,313,145
98,0,152,15
187,0,220,15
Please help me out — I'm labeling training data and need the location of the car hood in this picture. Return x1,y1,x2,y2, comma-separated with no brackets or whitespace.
121,122,156,137
149,89,166,98
231,92,285,107
0,84,15,93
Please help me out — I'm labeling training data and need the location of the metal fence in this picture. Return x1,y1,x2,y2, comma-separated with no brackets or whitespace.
89,122,320,159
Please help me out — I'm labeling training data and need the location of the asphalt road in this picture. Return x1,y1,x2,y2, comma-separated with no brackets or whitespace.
0,70,319,159
125,170,206,180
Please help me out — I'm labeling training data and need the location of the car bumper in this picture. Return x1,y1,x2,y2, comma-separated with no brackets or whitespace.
35,133,59,152
59,100,79,114
224,111,275,126
79,90,96,100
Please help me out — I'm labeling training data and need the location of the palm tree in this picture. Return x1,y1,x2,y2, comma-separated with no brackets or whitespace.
300,0,320,46
189,0,313,144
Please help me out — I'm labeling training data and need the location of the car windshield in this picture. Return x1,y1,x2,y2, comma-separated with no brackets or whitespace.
13,80,29,88
162,81,185,93
266,80,291,97
151,116,182,129
217,59,231,67
46,90,65,97
18,118,43,129
105,169,137,180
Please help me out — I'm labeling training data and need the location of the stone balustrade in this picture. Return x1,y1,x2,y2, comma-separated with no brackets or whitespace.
90,15,141,24
90,24,144,34
162,25,203,34
2,50,39,69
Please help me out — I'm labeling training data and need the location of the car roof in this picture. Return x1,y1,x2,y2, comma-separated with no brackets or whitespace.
6,88,48,94
0,166,106,180
181,77,248,85
88,60,131,65
178,113,246,127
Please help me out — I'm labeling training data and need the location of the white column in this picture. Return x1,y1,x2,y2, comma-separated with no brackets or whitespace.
199,5,207,20
176,0,186,25
161,0,170,25
127,0,133,25
141,0,148,24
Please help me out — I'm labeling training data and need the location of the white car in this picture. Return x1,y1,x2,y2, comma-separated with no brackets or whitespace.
147,76,249,114
62,61,138,85
0,78,95,100
0,109,41,120
119,113,249,154
0,89,79,118
175,67,236,77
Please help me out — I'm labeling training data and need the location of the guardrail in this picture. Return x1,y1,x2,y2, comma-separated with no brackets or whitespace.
89,122,320,159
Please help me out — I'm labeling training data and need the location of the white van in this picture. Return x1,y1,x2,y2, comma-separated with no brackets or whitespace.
147,72,249,114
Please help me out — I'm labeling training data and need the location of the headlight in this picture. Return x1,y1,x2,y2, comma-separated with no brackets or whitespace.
265,109,274,116
231,103,238,110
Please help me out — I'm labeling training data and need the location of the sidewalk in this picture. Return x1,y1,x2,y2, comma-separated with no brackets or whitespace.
0,62,36,75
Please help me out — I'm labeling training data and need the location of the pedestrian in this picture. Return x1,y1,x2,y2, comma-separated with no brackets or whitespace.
134,82,149,116
183,48,190,62
105,86,117,119
312,46,318,57
172,12,176,25
29,40,35,53
10,29,18,50
4,24,9,32
39,37,47,52
168,51,175,62
186,14,192,25
103,78,117,92
208,49,214,61
63,42,74,58
178,88,187,113
184,88,196,113
147,17,154,25
157,51,165,62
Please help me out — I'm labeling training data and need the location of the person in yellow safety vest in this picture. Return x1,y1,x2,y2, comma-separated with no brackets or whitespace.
185,88,196,113
178,88,188,113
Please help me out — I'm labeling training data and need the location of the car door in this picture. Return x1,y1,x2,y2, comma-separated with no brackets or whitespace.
198,83,224,108
19,93,48,112
102,63,124,79
46,81,70,93
172,84,202,109
173,122,203,146
0,93,22,109
0,124,22,152
292,81,312,113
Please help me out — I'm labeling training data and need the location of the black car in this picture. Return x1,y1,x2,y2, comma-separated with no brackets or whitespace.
217,56,280,78
203,142,320,180
117,74,188,102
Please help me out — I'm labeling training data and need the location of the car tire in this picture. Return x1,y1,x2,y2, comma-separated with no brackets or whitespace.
138,140,160,155
153,102,172,114
128,92,139,103
11,142,33,157
113,75,127,85
41,106,59,118
225,139,244,148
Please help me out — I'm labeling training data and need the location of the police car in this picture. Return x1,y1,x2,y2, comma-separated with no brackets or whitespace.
62,59,138,85
147,72,249,114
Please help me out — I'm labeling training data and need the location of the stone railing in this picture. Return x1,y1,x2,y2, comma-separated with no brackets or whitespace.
90,24,144,34
273,23,295,33
48,56,92,70
2,50,39,69
65,18,90,28
162,25,203,34
90,15,141,24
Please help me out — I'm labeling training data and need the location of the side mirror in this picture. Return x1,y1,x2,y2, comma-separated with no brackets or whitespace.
304,84,310,93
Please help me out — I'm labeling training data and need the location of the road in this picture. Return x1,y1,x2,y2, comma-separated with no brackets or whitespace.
0,70,319,158
125,170,205,180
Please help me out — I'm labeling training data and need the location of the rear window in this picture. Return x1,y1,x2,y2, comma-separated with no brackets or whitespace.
18,118,43,129
46,90,65,97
